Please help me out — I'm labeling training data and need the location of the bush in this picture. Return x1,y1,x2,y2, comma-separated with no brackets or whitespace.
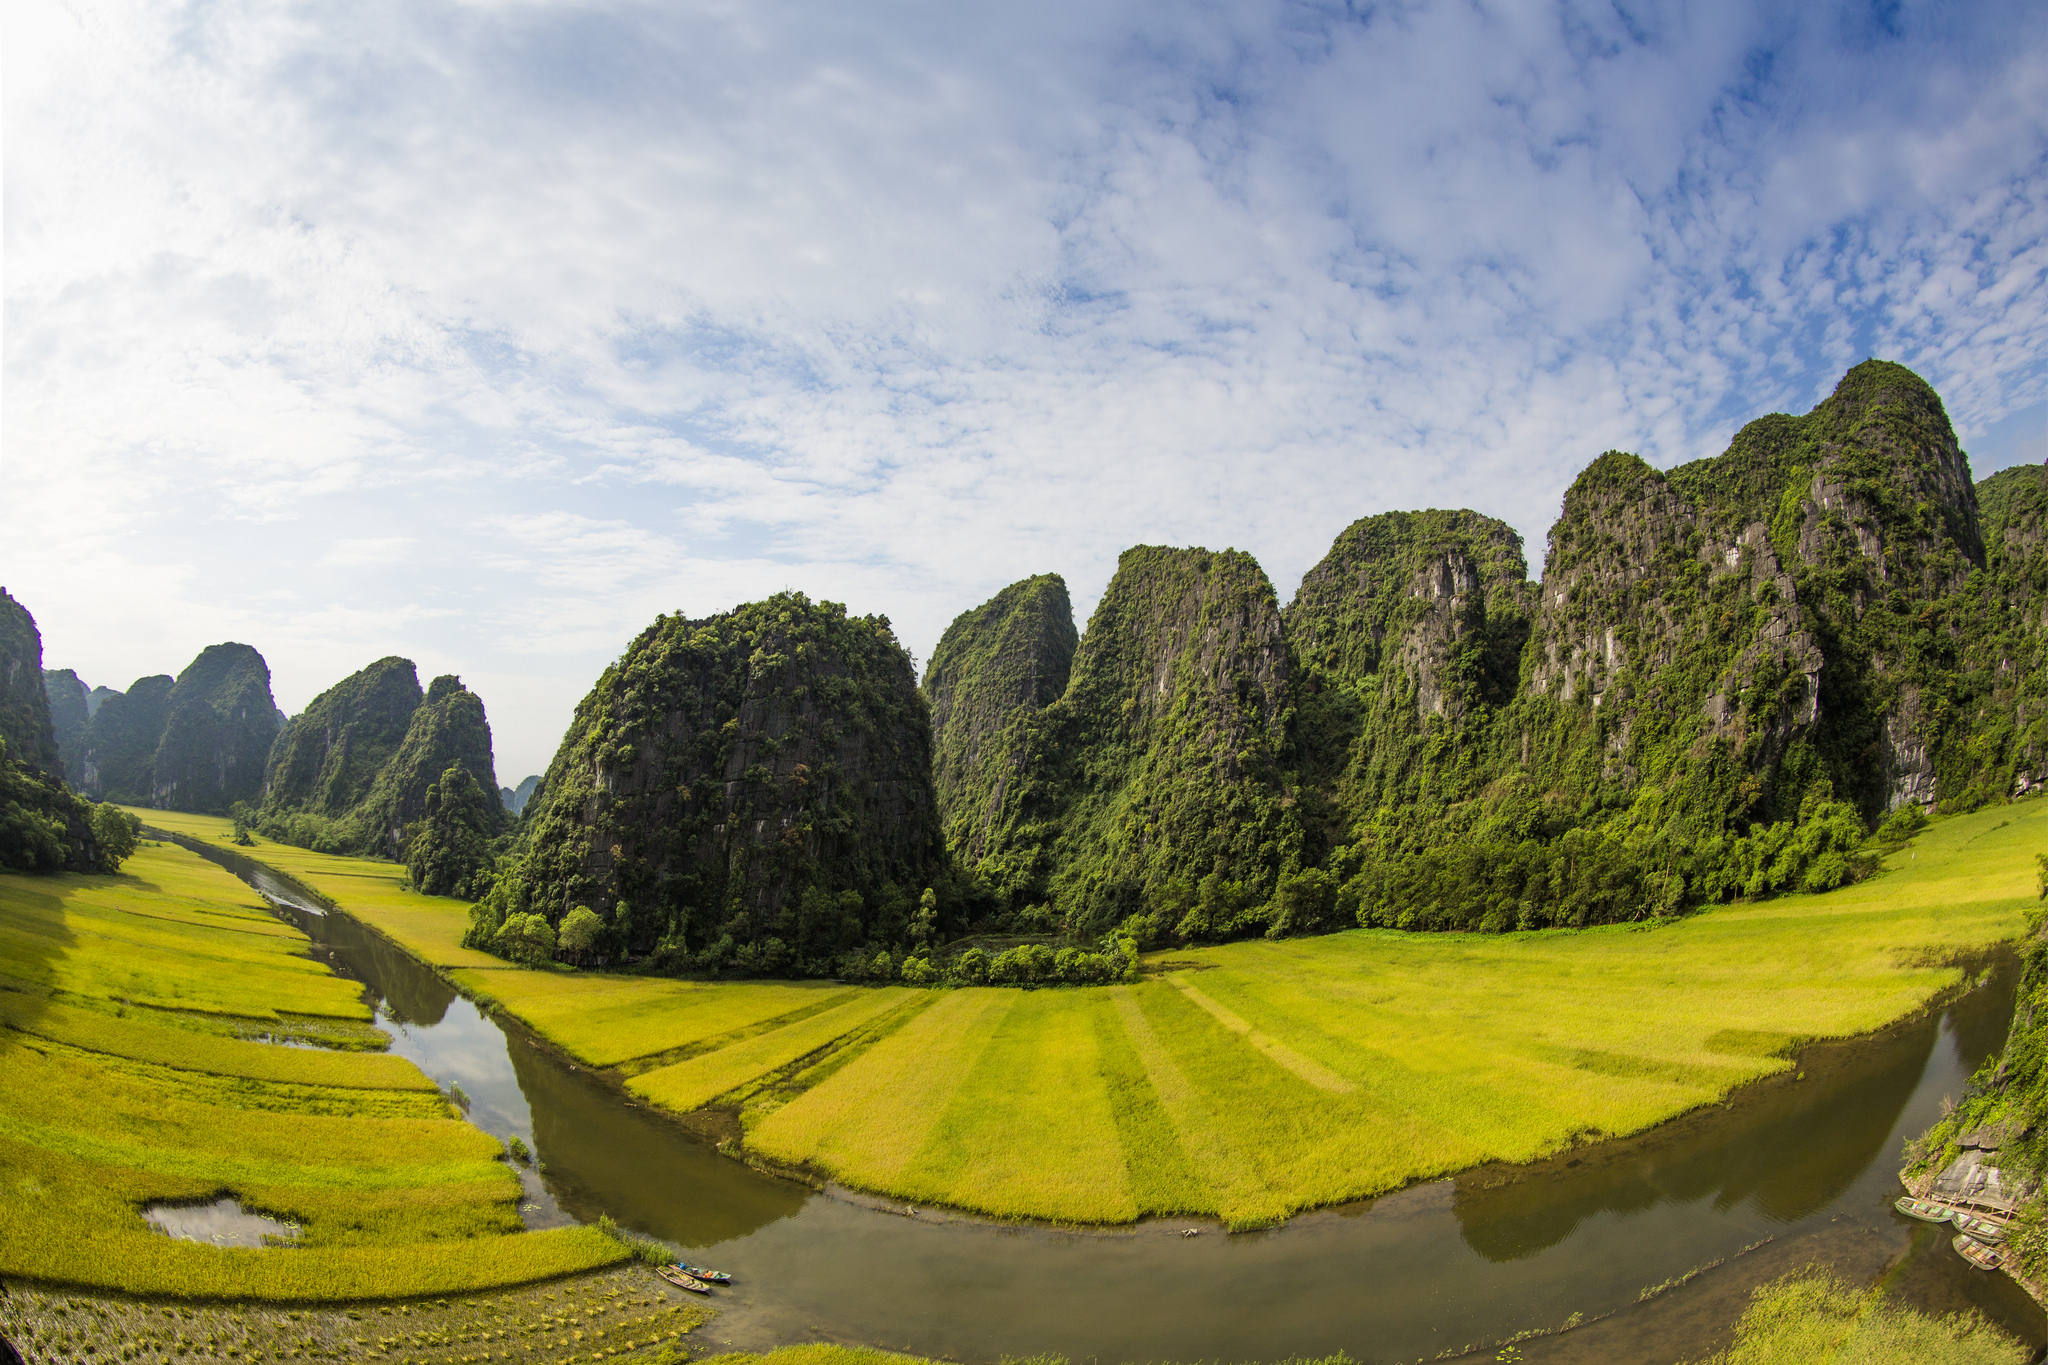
495,913,557,966
557,906,605,962
899,955,937,985
89,803,138,869
951,947,989,985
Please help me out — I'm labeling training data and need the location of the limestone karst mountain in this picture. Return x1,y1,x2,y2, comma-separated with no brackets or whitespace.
42,669,91,788
263,656,425,819
149,644,283,814
474,593,943,974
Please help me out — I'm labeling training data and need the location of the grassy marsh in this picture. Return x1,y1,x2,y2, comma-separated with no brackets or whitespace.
135,800,2048,1229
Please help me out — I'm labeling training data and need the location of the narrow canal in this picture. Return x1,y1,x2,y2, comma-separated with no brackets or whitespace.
189,839,2047,1364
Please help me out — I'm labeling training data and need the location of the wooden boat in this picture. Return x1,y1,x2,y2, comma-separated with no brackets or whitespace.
675,1263,732,1284
657,1265,712,1294
1954,1212,2009,1245
1954,1234,2006,1271
1895,1197,1956,1224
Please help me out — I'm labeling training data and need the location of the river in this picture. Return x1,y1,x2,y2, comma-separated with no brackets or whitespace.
187,839,2047,1364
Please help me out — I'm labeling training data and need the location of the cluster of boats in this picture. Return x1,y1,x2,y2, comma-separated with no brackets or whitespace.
656,1261,732,1294
1896,1196,2013,1271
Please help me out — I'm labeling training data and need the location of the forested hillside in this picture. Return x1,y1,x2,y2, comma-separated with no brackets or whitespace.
0,590,129,873
470,593,944,976
919,361,2048,951
53,359,2041,977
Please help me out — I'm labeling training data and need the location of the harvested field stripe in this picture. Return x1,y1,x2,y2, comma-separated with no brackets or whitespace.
895,991,1136,1222
629,989,918,1112
746,990,1014,1186
1110,987,1277,1224
1168,977,1356,1094
1087,995,1206,1216
0,992,431,1091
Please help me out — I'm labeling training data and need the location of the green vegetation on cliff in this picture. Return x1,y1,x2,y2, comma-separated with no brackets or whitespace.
262,655,424,820
0,589,62,777
1285,361,1996,939
42,668,90,787
345,673,502,860
0,592,129,874
924,573,1076,871
939,548,1303,943
78,674,174,803
473,593,944,976
148,643,283,814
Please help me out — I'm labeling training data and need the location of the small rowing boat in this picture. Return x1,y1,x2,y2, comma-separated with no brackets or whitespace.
1954,1212,2009,1245
676,1262,732,1284
1954,1235,2006,1271
658,1265,712,1294
1895,1197,1955,1224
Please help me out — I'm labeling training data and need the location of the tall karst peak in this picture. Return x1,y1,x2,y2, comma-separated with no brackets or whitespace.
149,643,282,814
924,573,1077,862
478,592,943,975
0,589,62,778
263,656,424,817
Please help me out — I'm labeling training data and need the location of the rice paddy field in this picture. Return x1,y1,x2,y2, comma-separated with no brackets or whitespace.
0,837,624,1300
0,1266,712,1364
139,799,2048,1230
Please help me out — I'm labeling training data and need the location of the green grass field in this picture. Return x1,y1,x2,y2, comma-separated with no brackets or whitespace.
1683,1267,2026,1364
0,839,624,1299
140,800,2048,1228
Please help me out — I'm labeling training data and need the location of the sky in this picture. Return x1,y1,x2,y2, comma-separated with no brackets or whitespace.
7,0,2048,783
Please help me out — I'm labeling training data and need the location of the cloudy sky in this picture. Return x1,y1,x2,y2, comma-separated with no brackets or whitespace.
7,0,2048,781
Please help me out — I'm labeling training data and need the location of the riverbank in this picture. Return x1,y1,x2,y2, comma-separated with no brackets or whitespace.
133,799,2048,1230
0,838,625,1301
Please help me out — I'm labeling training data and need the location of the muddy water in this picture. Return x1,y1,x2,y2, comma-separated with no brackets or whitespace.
186,839,2045,1364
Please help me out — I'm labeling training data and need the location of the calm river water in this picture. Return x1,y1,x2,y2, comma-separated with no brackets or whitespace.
188,839,2047,1364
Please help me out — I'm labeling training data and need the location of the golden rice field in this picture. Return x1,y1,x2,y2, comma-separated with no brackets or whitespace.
148,800,2048,1228
0,839,623,1298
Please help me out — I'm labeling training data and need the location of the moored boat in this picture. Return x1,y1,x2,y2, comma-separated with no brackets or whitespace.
658,1265,712,1294
1953,1212,2009,1245
1954,1234,2006,1271
676,1263,732,1284
1895,1197,1955,1224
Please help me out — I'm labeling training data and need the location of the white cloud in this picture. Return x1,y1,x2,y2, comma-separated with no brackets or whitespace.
7,0,2048,779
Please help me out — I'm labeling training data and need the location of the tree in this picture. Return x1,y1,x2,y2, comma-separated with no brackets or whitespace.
495,912,557,966
90,803,138,868
558,905,605,962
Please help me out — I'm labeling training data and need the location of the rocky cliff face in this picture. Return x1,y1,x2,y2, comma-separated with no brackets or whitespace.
0,593,110,874
0,590,62,778
149,644,282,814
78,677,173,803
964,547,1301,939
487,593,942,974
263,657,424,817
1285,509,1533,830
42,669,91,788
500,774,541,815
1949,460,2048,803
352,675,501,858
923,573,1077,865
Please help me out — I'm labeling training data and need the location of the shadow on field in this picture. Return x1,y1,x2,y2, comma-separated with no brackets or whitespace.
0,866,86,1039
1450,958,2018,1262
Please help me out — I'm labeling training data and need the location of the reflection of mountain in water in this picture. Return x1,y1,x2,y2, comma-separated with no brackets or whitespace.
507,1025,806,1247
1451,968,2015,1263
